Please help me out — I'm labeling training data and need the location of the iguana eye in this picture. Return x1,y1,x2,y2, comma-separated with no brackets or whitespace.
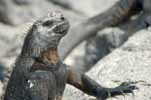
43,20,53,27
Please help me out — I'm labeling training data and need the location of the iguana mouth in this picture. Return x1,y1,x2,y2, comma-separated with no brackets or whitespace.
53,20,69,36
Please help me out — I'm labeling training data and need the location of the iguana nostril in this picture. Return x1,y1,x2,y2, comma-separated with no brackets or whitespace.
61,16,65,21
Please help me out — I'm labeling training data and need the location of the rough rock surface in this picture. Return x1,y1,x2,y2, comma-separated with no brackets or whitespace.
64,27,151,100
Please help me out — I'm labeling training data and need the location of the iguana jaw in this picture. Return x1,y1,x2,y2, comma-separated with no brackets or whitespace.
41,48,59,64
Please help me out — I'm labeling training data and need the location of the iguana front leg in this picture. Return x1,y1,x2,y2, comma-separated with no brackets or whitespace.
67,67,137,99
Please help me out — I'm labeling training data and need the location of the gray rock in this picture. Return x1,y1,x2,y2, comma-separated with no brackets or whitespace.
47,0,118,16
64,27,151,100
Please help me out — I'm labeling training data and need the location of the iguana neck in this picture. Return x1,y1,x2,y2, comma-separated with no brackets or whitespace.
40,48,60,65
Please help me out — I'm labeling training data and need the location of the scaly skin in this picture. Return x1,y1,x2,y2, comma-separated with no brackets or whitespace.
4,12,137,100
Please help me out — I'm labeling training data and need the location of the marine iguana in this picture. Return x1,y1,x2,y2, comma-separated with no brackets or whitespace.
4,11,137,100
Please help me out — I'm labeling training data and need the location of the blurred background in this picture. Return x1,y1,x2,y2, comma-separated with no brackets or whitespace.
0,0,151,100
0,0,117,69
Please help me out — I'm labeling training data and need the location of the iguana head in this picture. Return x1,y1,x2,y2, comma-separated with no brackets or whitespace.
33,11,70,47
22,11,69,58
